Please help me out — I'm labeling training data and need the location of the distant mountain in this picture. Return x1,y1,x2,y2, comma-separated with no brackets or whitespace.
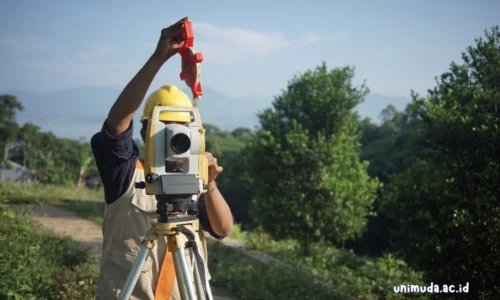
356,93,412,123
8,87,120,141
2,86,412,140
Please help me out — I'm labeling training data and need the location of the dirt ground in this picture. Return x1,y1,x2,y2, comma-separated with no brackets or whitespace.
30,205,237,300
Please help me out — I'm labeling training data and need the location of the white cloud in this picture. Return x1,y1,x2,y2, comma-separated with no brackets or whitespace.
295,32,322,46
17,43,122,87
192,22,290,64
294,32,349,48
77,45,114,60
191,22,346,64
15,21,348,90
139,21,347,64
18,59,132,87
0,35,48,51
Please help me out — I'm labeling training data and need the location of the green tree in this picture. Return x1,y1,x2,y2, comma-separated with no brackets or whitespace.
346,101,428,256
0,95,23,164
0,95,102,186
36,150,55,183
204,124,255,226
77,145,93,188
382,26,500,299
246,63,380,255
18,122,40,168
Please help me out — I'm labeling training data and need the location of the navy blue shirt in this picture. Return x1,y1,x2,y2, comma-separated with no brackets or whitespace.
90,119,225,239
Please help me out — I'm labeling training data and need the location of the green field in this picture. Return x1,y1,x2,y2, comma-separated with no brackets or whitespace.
0,206,98,300
0,182,427,300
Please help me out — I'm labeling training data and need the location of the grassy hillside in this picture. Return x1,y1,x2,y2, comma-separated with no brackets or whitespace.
1,182,426,299
0,207,98,299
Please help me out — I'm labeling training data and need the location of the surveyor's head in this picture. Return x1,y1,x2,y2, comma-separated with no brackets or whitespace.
140,85,192,142
140,85,192,171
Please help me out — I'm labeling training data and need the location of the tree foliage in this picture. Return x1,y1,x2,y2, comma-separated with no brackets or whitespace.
0,95,24,164
0,95,99,187
205,125,255,226
348,102,426,256
381,26,500,299
245,63,380,255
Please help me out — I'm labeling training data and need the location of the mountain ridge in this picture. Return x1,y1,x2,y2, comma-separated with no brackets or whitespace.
2,86,412,140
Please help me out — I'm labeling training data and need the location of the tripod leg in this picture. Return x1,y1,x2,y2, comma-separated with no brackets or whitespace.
118,227,157,300
173,248,197,300
192,254,206,300
174,225,213,300
191,235,213,300
205,283,213,300
173,249,188,300
118,244,152,300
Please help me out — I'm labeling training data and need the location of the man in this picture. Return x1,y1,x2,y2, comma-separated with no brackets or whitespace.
90,17,234,299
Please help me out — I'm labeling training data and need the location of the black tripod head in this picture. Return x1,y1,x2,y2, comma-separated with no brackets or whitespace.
155,194,199,223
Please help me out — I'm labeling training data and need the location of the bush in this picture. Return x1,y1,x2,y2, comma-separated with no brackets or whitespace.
207,239,350,300
235,232,426,300
0,207,98,299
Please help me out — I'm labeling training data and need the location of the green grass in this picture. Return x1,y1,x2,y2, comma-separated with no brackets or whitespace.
0,181,105,224
0,182,426,300
232,231,427,300
57,200,105,225
0,181,103,205
207,239,351,300
0,207,98,300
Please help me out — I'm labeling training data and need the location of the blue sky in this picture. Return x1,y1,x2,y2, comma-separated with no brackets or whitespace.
1,0,499,99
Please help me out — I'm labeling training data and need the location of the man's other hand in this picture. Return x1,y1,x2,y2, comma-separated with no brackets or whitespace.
205,152,223,183
152,17,188,63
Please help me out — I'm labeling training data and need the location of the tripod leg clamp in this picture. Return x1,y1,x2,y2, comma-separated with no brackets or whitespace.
142,226,159,249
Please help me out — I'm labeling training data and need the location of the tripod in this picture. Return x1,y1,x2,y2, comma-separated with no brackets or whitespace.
117,201,213,300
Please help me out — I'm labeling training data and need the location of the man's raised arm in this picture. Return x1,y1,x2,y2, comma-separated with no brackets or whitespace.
106,17,188,135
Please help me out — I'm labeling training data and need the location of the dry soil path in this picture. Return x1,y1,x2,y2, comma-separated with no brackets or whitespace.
30,205,237,300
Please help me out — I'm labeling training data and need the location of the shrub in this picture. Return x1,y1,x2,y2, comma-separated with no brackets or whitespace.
0,207,98,299
207,239,351,300
235,233,426,299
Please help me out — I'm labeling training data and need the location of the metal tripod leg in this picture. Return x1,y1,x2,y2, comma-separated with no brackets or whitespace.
118,220,213,300
173,246,196,299
172,244,208,300
169,223,211,300
173,249,188,300
118,227,158,300
191,238,212,300
192,254,205,300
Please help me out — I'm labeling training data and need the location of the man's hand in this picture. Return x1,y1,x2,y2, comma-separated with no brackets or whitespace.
152,17,188,63
205,152,223,183
105,18,189,135
203,151,233,237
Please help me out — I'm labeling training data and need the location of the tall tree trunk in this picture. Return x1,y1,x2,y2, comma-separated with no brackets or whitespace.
23,142,28,167
257,227,264,246
1,139,10,182
3,138,10,162
77,167,85,188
